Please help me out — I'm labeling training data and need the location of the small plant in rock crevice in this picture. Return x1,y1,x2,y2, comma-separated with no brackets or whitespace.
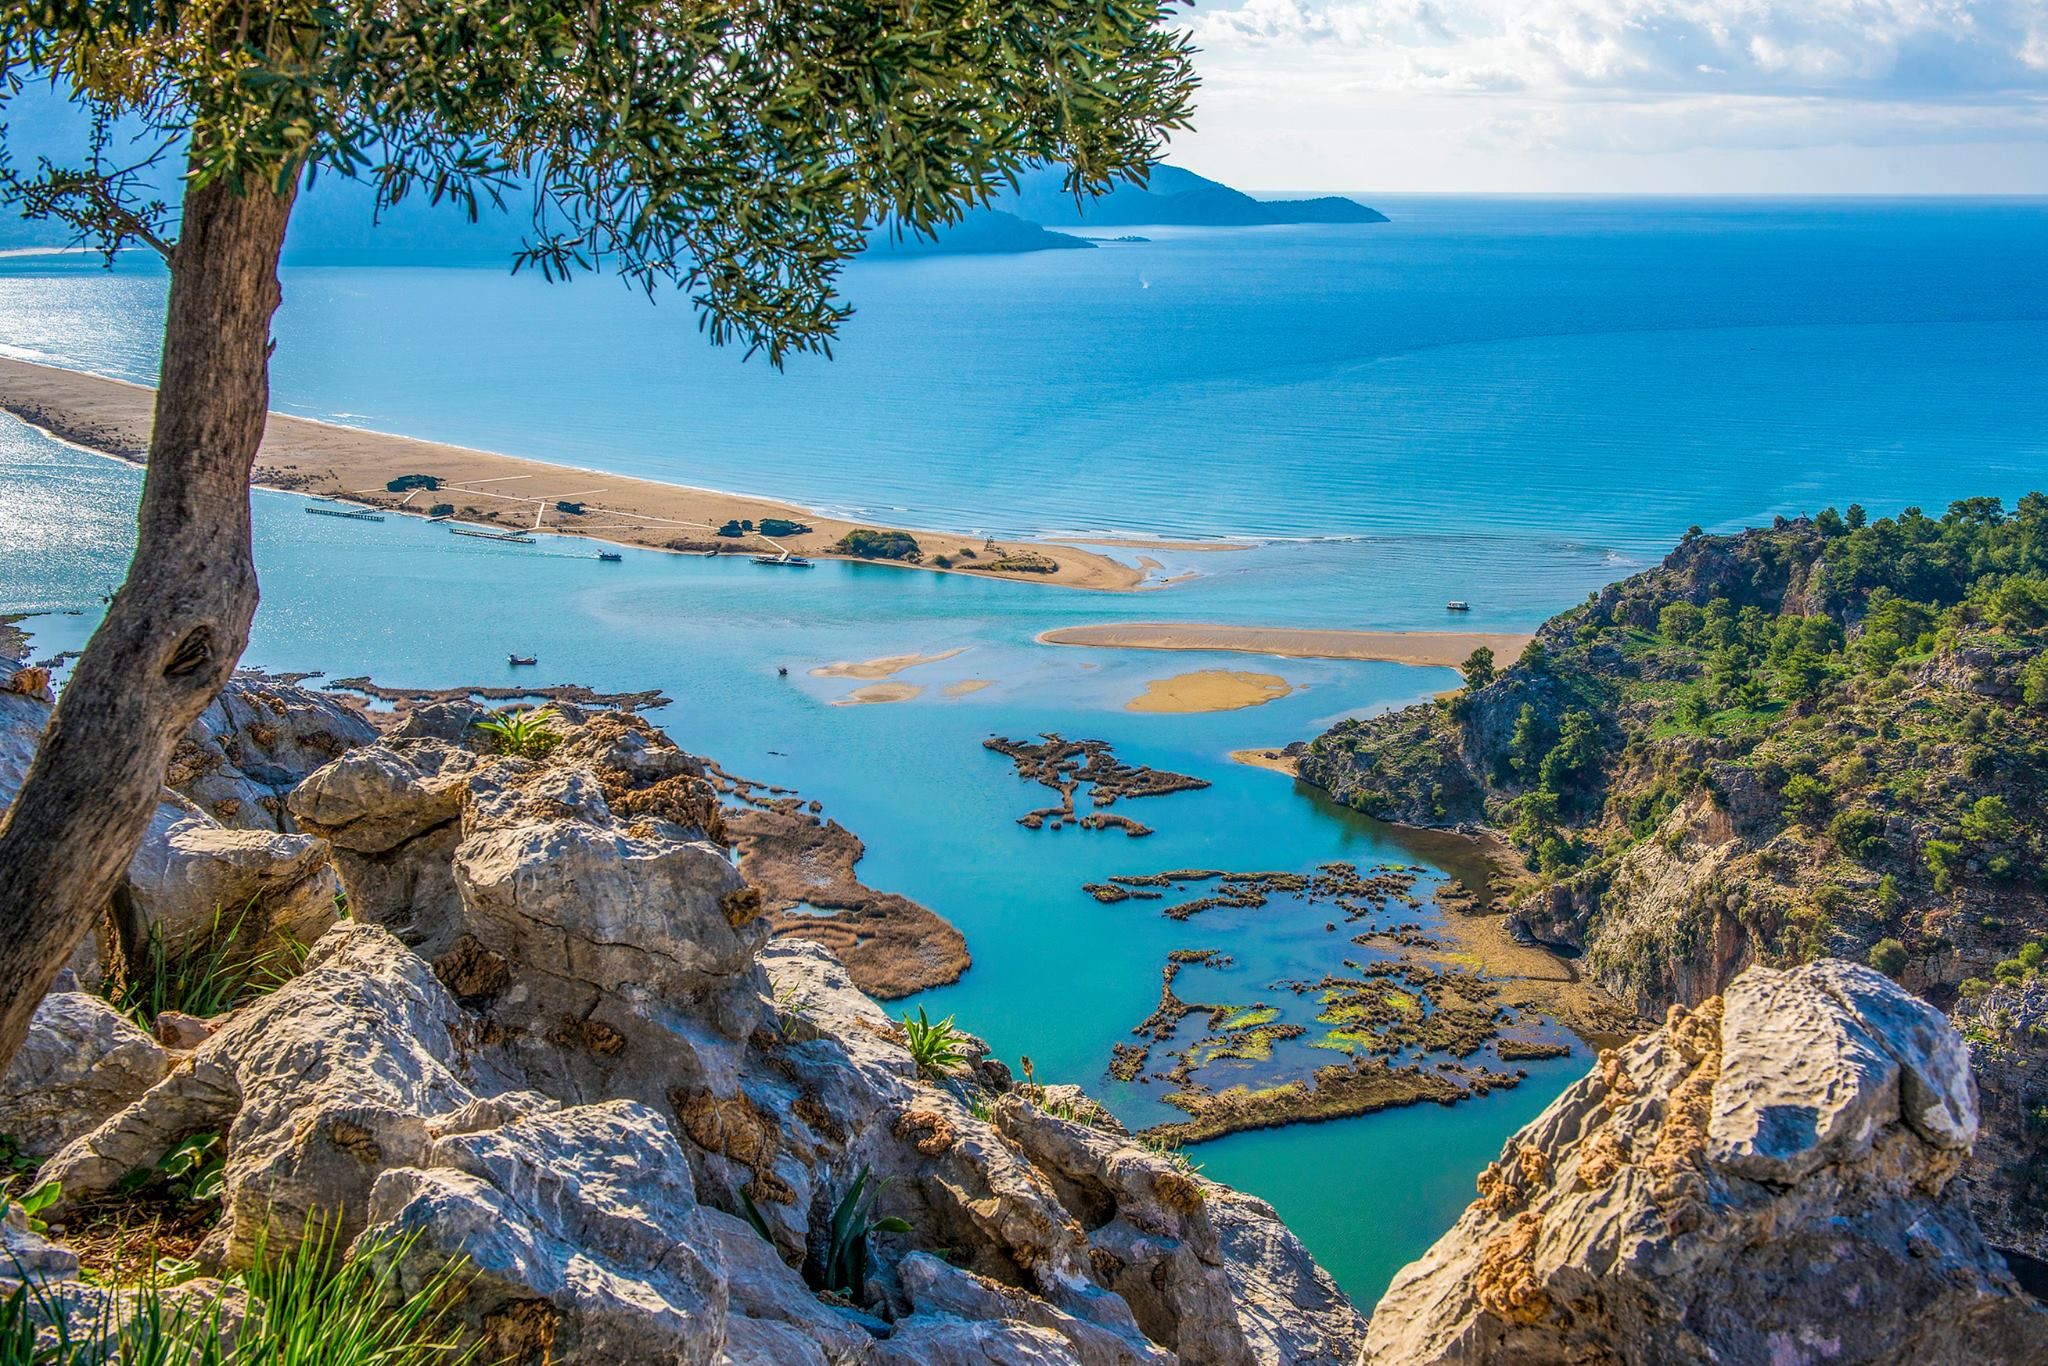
900,1007,969,1080
819,1168,910,1300
105,905,302,1030
472,705,562,760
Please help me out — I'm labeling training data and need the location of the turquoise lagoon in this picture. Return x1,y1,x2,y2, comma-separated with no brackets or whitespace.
4,196,2047,1301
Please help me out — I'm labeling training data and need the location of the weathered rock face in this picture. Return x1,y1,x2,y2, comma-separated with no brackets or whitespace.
38,922,496,1266
119,812,341,963
1952,978,2048,1263
32,712,1365,1364
168,678,378,829
1363,961,2048,1365
0,992,167,1157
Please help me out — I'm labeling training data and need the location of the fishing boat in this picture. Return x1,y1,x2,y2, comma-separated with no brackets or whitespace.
305,504,385,522
508,654,537,666
753,552,814,568
1445,600,1471,612
451,527,536,545
597,551,623,562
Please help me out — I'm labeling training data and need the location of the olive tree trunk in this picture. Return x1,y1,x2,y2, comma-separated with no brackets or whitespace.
0,171,295,1070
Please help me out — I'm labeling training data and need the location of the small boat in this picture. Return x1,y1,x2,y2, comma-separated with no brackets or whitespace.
1445,600,1471,612
596,551,623,563
753,552,814,568
305,505,385,522
508,654,537,667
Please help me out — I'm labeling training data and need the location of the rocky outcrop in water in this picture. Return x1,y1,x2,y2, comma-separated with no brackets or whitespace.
1363,960,2048,1364
20,703,1367,1363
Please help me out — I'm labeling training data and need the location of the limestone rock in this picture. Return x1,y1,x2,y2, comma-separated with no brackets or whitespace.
170,678,377,829
39,922,493,1265
287,739,484,950
1363,962,2048,1365
874,1315,1082,1364
0,992,167,1157
120,814,340,964
360,1101,729,1366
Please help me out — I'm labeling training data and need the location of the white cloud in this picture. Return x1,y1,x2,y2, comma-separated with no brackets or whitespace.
1169,0,2048,189
1188,0,2048,97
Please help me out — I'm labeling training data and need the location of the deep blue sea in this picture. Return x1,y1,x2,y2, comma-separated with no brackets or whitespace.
3,196,2046,1303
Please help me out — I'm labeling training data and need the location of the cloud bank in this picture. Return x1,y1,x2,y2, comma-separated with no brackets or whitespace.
1175,0,2048,190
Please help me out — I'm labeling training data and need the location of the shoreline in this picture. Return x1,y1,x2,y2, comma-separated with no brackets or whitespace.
1038,622,1533,667
0,356,1147,592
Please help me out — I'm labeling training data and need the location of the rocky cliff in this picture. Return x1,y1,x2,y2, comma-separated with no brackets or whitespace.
1301,498,2048,1258
1364,960,2048,1363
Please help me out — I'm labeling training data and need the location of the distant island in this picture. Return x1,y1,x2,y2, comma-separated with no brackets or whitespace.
869,164,1384,256
998,164,1387,229
864,207,1093,257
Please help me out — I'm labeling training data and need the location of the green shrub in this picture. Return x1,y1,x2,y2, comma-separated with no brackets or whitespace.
1996,939,2048,984
0,1218,469,1366
1460,647,1495,691
1827,808,1887,862
1780,773,1831,826
834,528,922,562
1867,938,1909,978
1961,795,2017,844
1925,839,1964,892
385,474,440,492
757,518,812,537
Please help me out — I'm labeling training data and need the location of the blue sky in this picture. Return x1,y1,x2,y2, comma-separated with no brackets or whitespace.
1173,0,2048,191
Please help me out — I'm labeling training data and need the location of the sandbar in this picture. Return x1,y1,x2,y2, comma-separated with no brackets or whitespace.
0,356,1144,591
1039,622,1533,667
1229,747,1301,776
943,679,993,698
1126,670,1291,714
834,682,921,706
810,648,965,680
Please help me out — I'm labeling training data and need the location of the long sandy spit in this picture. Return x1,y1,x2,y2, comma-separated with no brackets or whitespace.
0,357,1143,592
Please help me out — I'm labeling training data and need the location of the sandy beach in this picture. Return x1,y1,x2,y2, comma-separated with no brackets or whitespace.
0,357,1144,592
1039,622,1533,667
1229,746,1302,775
1127,669,1292,713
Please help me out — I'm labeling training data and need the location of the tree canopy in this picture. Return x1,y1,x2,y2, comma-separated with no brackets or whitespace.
1,0,1199,360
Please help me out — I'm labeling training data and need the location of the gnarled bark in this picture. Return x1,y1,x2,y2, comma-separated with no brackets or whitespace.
0,170,295,1071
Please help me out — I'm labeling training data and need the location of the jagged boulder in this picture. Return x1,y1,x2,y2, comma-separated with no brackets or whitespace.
287,738,485,951
360,1101,732,1365
169,678,378,829
0,992,167,1157
38,922,497,1266
119,812,341,963
1362,961,2048,1365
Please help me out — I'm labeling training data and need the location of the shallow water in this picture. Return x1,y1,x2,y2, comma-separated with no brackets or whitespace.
4,196,2045,1305
3,415,1574,1302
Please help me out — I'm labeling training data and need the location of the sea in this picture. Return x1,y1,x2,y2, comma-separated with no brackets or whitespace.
2,195,2045,1302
